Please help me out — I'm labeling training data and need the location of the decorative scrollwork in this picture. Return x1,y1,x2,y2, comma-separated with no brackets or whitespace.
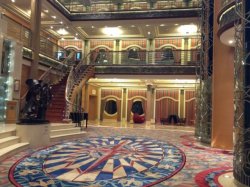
233,0,250,185
195,0,213,144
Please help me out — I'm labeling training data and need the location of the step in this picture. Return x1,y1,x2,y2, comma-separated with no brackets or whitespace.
50,131,87,142
50,124,76,130
0,143,29,162
0,136,19,149
50,127,81,136
0,130,15,139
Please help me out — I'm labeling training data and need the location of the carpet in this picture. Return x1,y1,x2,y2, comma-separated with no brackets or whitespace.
9,136,186,187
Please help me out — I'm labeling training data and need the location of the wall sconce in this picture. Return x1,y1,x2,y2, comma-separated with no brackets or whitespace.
14,79,20,92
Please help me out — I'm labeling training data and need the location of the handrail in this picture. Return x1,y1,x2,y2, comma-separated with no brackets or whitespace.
19,51,75,116
65,52,94,118
88,49,200,66
54,0,201,13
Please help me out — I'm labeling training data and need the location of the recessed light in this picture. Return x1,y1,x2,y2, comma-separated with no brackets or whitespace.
75,33,78,36
44,9,49,13
148,31,151,35
175,23,179,26
228,40,234,44
66,26,69,29
177,25,197,34
11,0,15,2
51,16,56,19
57,28,69,35
131,25,135,27
146,24,150,27
74,37,78,40
91,26,95,29
61,38,65,40
117,26,122,28
50,26,53,29
160,24,165,27
60,21,63,24
102,27,123,37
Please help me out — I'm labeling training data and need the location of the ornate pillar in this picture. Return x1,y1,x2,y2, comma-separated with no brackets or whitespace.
146,84,152,125
114,39,120,64
84,39,90,64
234,1,250,186
195,0,213,144
122,88,127,122
146,39,155,64
30,0,42,79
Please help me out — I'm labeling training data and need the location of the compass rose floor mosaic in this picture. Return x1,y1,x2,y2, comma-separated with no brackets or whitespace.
9,136,185,187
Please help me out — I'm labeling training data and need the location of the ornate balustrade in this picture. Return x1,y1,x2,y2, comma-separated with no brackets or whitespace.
2,15,67,63
55,0,201,13
218,1,241,35
88,49,199,66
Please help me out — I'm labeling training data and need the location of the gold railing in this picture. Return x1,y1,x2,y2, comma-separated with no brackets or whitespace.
56,0,201,13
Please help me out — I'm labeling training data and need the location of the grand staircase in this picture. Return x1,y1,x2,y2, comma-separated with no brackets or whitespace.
46,75,68,123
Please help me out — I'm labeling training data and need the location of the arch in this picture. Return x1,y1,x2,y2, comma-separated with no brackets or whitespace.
104,99,117,116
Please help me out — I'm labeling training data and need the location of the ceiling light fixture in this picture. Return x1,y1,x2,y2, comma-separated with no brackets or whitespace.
160,24,165,27
177,24,197,34
50,26,53,29
11,0,15,2
57,28,69,35
51,16,56,19
60,21,63,24
44,10,49,13
228,40,234,44
102,27,123,37
131,25,135,27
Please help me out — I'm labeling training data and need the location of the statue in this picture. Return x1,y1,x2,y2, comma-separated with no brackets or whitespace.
20,79,52,123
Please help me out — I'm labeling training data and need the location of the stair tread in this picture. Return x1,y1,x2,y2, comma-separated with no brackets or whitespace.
51,131,86,138
0,136,19,144
0,143,29,155
51,127,80,132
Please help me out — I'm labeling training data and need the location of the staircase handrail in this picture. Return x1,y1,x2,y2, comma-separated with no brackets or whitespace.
65,52,94,117
19,51,76,116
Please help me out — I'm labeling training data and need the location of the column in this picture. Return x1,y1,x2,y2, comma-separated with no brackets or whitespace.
211,1,233,149
122,88,127,121
179,89,185,118
146,39,155,64
181,38,188,65
234,1,250,186
146,84,152,125
150,86,155,123
30,0,42,79
114,39,120,64
84,39,90,64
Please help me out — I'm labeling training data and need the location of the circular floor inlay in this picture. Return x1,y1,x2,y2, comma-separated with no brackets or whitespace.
9,136,185,187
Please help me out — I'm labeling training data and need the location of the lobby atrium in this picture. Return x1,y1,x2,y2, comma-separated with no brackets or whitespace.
0,0,248,186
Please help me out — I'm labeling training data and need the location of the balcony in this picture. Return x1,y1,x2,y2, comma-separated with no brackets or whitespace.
48,0,201,20
217,0,241,46
86,50,199,75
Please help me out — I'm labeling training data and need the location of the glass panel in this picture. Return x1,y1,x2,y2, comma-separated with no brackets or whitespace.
0,39,14,123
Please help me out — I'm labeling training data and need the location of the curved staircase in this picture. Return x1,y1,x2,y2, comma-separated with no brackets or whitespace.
46,75,68,123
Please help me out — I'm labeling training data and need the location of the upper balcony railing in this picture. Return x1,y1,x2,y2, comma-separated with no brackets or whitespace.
88,49,199,66
218,1,241,34
2,15,67,66
55,0,201,13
